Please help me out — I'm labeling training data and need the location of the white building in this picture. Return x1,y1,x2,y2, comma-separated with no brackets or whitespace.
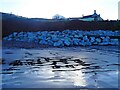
69,10,103,21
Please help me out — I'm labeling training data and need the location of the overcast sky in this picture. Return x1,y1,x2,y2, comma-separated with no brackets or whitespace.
0,0,119,20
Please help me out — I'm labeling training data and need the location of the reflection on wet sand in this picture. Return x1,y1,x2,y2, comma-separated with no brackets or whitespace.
2,47,119,88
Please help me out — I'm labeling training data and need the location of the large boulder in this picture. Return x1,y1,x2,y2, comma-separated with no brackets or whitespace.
95,38,101,43
47,40,54,45
51,35,59,42
79,40,86,46
78,33,83,38
74,34,79,38
38,35,47,40
83,35,89,41
110,39,119,45
13,32,18,37
90,37,95,43
53,40,63,47
73,38,79,45
64,39,71,46
99,42,108,45
102,36,110,45
39,40,48,45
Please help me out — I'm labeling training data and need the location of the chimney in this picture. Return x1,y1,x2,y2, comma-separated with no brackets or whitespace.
82,14,84,17
94,10,96,14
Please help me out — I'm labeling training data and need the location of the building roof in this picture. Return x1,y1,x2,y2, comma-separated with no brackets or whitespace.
81,10,100,19
68,10,102,20
82,15,93,18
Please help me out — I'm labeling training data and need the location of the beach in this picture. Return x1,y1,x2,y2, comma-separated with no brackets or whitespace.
1,41,119,88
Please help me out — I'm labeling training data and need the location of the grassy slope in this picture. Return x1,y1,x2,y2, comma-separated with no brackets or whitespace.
1,12,120,37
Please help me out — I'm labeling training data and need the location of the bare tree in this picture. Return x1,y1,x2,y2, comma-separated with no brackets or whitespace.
52,14,65,20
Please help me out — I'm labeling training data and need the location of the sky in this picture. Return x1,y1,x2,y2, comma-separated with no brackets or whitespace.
0,0,119,20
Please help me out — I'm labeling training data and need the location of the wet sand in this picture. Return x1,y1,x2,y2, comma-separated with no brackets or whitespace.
1,41,119,88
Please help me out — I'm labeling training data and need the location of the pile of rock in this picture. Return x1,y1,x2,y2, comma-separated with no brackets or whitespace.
3,30,119,47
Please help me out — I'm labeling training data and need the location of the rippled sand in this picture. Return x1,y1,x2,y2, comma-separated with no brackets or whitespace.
1,45,119,88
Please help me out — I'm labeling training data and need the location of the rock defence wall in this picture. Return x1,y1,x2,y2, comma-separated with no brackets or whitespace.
3,30,119,47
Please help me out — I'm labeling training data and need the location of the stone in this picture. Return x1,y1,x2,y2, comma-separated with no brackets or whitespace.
51,35,59,42
7,38,12,41
47,40,54,45
3,37,8,40
99,42,108,45
90,37,95,43
39,40,48,45
13,32,18,36
86,42,92,46
111,39,119,45
53,40,63,47
103,36,110,43
79,40,86,46
64,39,71,46
3,30,120,47
93,42,98,45
78,34,83,38
73,38,79,45
83,35,88,41
96,38,101,43
74,35,79,38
